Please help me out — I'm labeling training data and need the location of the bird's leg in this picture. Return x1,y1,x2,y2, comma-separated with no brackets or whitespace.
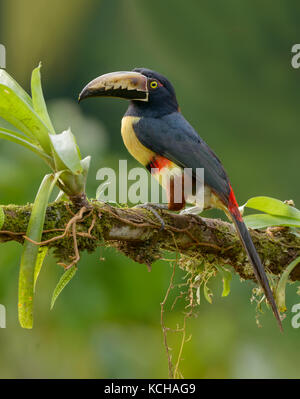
134,203,168,230
135,174,186,230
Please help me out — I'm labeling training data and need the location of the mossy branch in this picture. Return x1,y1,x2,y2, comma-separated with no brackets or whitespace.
1,201,300,281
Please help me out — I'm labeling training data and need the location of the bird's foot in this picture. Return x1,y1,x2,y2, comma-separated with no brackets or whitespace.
134,203,168,230
180,206,203,215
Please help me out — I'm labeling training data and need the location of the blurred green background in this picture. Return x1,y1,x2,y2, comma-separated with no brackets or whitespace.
0,0,300,378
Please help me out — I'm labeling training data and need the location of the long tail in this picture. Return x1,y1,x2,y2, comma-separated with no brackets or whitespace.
228,206,283,332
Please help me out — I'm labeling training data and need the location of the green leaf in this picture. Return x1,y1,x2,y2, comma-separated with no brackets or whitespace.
74,155,91,191
221,270,232,297
244,196,300,220
203,284,213,304
0,127,53,164
215,265,232,297
0,206,4,229
80,155,91,175
54,190,69,202
0,69,33,107
0,69,52,154
0,125,34,143
243,214,300,230
31,63,56,135
52,153,89,198
50,128,83,174
275,256,300,312
33,246,48,292
18,173,59,329
50,266,77,310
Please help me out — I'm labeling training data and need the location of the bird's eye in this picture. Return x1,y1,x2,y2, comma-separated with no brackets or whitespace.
150,80,158,89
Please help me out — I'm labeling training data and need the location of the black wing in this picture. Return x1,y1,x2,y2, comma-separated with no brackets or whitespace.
134,112,231,204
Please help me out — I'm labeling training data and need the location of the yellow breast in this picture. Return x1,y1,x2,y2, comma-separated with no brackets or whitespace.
121,116,155,166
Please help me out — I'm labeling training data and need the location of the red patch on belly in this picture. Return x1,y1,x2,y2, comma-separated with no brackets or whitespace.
149,156,171,172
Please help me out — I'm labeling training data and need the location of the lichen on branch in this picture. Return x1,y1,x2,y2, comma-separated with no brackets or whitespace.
1,200,300,282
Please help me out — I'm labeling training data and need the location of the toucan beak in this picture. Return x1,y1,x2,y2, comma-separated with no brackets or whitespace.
78,71,149,103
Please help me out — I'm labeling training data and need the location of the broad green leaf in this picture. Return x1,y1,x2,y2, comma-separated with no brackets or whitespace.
244,196,300,220
0,206,4,229
51,266,77,310
31,63,56,135
18,173,59,329
0,127,53,164
50,128,83,174
0,70,52,154
275,256,300,312
0,69,33,107
33,246,48,292
0,125,34,143
243,214,300,229
0,83,52,154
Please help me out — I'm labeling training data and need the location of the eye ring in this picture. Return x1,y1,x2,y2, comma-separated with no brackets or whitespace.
150,80,158,89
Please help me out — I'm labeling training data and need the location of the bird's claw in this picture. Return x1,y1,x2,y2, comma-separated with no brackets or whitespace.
135,203,168,230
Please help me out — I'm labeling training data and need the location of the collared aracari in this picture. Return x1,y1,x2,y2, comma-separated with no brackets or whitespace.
79,68,282,331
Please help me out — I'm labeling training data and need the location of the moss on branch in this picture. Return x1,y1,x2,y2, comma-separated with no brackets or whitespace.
1,200,300,281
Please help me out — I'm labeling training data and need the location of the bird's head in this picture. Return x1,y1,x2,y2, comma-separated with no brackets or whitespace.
78,68,179,116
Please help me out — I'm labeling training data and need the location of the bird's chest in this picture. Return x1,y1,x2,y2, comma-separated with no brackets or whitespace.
121,115,178,182
121,116,155,166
